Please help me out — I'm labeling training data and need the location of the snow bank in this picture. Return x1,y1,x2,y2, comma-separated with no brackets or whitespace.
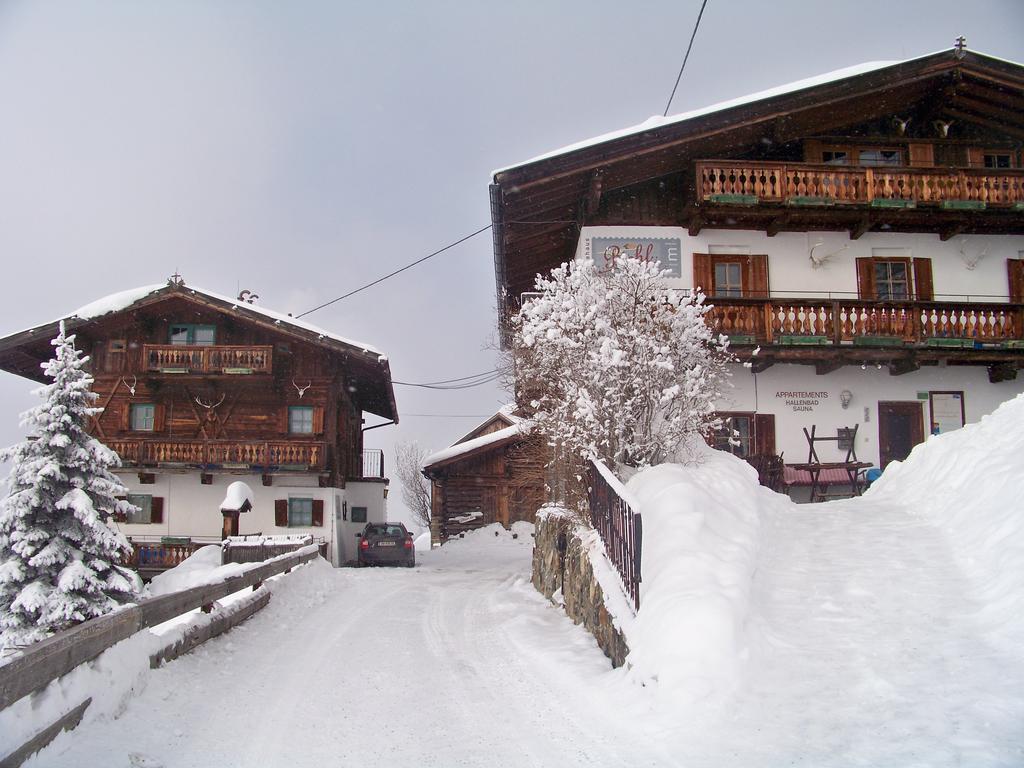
419,522,534,570
866,392,1024,643
622,442,789,705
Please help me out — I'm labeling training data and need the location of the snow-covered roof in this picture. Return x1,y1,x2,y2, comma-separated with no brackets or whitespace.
71,282,385,358
491,49,1022,176
423,419,533,470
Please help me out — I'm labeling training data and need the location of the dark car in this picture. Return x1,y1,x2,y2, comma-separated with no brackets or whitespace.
357,522,415,567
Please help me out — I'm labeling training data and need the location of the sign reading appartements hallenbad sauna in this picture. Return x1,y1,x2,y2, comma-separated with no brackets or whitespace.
587,237,682,278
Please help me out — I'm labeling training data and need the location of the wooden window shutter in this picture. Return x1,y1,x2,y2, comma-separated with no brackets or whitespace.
856,258,877,300
121,404,131,432
693,253,713,296
966,147,984,168
312,407,325,435
907,143,934,168
311,499,324,527
913,258,934,301
748,255,769,298
280,407,290,435
153,404,167,432
754,414,776,455
803,139,823,163
274,499,288,527
1009,259,1024,303
150,497,164,524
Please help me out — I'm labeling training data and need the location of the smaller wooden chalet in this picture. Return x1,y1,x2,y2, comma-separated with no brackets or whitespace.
0,277,398,567
421,408,545,544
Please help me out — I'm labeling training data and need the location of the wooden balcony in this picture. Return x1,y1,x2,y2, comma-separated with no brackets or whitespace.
107,438,324,470
142,344,273,374
707,298,1024,348
697,160,1024,209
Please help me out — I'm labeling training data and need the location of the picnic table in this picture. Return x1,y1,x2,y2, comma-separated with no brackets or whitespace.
785,461,874,502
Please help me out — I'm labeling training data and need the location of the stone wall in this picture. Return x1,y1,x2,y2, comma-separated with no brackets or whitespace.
532,509,630,667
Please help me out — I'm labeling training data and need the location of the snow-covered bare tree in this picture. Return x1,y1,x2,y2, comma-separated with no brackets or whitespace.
510,256,732,469
0,322,141,651
395,442,431,528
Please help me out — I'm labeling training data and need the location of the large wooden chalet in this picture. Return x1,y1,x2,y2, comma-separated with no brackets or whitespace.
491,46,1024,473
0,278,398,565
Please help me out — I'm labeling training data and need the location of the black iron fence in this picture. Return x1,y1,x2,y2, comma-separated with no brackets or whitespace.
587,460,643,611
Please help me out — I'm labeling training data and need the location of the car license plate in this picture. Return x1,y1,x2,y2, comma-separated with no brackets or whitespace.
377,541,395,547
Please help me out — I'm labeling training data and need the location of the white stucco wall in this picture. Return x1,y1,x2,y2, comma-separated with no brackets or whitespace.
722,363,1024,467
577,226,1024,302
114,472,389,565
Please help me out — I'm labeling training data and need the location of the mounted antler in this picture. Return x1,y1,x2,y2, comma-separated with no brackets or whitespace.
933,119,954,138
891,116,911,136
292,379,312,398
195,393,226,410
120,375,137,396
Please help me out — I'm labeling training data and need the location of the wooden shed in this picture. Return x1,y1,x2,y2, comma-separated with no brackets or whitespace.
422,409,546,544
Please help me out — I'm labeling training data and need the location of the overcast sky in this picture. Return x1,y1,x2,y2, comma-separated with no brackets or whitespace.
0,0,1021,525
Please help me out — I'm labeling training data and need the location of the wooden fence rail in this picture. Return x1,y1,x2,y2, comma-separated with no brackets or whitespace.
587,460,643,611
0,546,320,713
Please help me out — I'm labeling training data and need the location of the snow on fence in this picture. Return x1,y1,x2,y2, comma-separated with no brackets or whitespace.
222,534,326,564
587,460,643,611
0,546,320,766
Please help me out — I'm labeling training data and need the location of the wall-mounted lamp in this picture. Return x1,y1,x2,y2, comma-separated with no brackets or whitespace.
840,389,853,409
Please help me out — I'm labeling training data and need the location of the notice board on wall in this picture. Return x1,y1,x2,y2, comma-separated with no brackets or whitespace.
929,391,965,435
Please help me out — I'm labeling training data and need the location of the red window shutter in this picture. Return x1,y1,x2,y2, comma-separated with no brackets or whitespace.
692,254,713,297
280,407,290,435
913,258,934,301
754,414,776,455
1009,259,1024,303
856,258,877,300
274,499,288,527
748,255,770,299
312,407,325,435
311,499,324,527
150,497,164,524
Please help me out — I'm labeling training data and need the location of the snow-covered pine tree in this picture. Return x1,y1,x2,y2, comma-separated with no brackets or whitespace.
0,322,140,650
511,255,732,469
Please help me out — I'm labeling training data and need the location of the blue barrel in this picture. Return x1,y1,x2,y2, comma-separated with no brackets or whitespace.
865,468,883,486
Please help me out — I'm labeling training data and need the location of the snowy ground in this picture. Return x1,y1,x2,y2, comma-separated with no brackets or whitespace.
20,396,1024,767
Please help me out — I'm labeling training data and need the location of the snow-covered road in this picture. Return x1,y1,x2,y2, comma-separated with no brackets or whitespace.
26,497,1024,767
28,532,673,768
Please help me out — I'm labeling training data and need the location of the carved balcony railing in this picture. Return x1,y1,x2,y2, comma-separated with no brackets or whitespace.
697,160,1024,207
706,298,1024,347
106,439,325,469
142,345,273,374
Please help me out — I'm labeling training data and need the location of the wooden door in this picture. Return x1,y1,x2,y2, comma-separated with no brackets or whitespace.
878,401,925,469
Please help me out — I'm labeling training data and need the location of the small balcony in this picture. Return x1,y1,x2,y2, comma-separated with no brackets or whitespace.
142,344,273,375
697,160,1024,209
707,298,1024,348
107,438,325,470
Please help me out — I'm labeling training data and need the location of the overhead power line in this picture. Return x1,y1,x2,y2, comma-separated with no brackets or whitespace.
392,370,503,391
662,0,710,117
296,224,492,318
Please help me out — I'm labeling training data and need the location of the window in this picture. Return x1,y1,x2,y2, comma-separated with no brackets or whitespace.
130,404,156,431
351,506,368,524
288,406,314,434
124,494,163,524
822,150,849,165
874,260,911,300
713,262,744,298
858,149,902,167
288,497,314,527
127,494,152,524
713,415,754,457
984,153,1012,169
169,324,216,345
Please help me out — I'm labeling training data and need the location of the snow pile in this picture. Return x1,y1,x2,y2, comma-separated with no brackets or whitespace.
419,522,534,569
622,442,789,704
866,392,1024,643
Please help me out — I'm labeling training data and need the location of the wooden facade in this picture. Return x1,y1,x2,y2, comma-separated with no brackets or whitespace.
0,281,397,487
422,412,546,542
